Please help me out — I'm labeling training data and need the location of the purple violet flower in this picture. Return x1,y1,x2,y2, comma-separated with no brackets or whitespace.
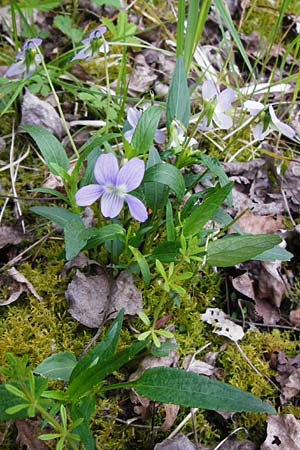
244,100,295,140
71,25,108,61
6,38,43,78
124,107,165,144
198,80,235,131
75,153,148,222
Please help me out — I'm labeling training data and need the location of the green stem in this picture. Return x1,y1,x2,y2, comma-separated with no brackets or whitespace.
104,45,111,134
37,48,79,158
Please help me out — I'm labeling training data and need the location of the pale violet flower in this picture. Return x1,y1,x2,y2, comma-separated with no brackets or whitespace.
244,100,295,141
75,153,148,222
72,25,108,61
124,107,165,144
6,38,42,78
198,80,235,131
169,120,197,148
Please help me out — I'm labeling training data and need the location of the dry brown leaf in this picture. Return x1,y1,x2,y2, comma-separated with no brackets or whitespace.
154,433,197,450
270,350,300,403
127,53,158,95
15,419,48,450
21,89,65,138
0,226,24,249
232,272,256,300
261,414,300,450
0,267,43,305
65,269,142,328
216,438,257,450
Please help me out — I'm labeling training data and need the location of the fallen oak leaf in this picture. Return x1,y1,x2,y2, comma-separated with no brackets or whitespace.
0,267,43,305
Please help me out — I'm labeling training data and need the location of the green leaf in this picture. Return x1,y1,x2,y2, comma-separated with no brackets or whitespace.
93,0,121,7
144,163,185,201
31,206,82,228
252,245,293,262
166,56,190,129
150,241,181,263
85,224,125,249
68,339,147,401
70,397,96,450
21,125,69,176
214,0,253,73
31,188,69,204
34,352,77,382
64,219,88,260
207,234,282,267
54,15,83,43
131,106,162,155
166,201,176,241
183,182,233,237
129,246,150,287
0,385,29,420
144,147,166,211
130,367,276,414
19,0,60,10
69,311,124,387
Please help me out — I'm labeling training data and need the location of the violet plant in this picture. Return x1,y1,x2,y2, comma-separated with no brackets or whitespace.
1,13,296,448
5,38,43,78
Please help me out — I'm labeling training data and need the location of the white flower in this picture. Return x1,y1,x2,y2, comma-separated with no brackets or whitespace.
244,100,295,141
198,80,235,131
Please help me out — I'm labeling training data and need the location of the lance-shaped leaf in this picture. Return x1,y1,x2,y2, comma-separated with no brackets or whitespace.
183,182,233,237
131,106,162,155
129,367,276,414
207,234,282,267
166,56,190,129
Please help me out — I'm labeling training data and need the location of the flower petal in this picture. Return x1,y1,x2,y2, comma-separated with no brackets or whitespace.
75,184,103,206
198,116,213,131
71,47,92,61
213,112,233,130
94,153,119,185
117,157,145,192
215,88,235,113
5,61,25,77
244,100,264,116
269,105,295,139
127,107,141,128
202,80,218,101
25,38,43,49
99,40,109,53
124,128,134,143
154,129,165,144
125,194,148,222
253,123,269,141
101,192,124,218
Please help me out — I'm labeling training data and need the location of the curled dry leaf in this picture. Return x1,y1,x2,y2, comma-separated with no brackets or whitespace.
231,211,287,324
154,433,197,450
0,267,43,305
261,414,300,450
127,53,158,95
270,350,300,403
16,419,48,450
0,226,24,249
65,268,142,328
21,89,65,138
